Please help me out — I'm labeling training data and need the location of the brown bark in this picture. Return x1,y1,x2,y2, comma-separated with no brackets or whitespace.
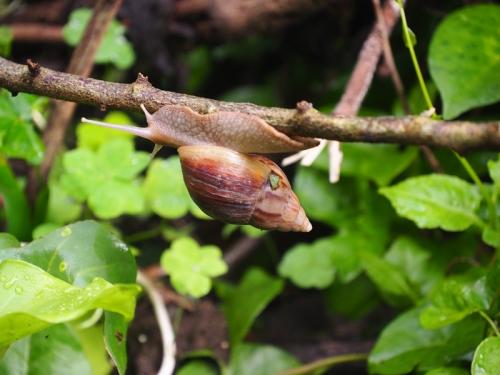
0,57,499,153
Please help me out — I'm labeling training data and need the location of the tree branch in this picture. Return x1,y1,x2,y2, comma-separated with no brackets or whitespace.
39,0,123,181
0,57,499,152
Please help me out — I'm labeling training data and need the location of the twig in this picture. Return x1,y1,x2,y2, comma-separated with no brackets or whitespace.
371,0,409,113
223,236,263,268
277,353,368,375
0,57,499,152
175,0,339,38
334,0,400,116
137,271,176,375
39,0,123,181
10,23,63,43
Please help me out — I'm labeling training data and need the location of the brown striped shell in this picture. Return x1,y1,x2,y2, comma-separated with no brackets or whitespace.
178,145,312,232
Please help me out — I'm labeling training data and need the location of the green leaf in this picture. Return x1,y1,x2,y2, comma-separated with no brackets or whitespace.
0,161,30,240
143,157,191,218
177,360,219,375
0,324,92,375
385,236,443,295
278,238,336,289
403,26,417,48
1,221,135,374
0,220,137,286
0,90,45,164
60,139,149,219
221,268,284,346
369,308,485,374
428,4,500,119
45,181,82,225
228,343,299,375
293,168,359,227
104,312,129,375
380,174,481,231
161,237,227,298
0,26,12,57
63,8,135,69
420,272,492,329
482,225,500,248
425,367,468,375
324,275,379,319
0,259,139,348
143,157,207,219
0,233,19,249
341,144,418,186
329,229,385,283
73,324,112,375
360,250,419,305
487,154,500,190
472,337,500,375
77,112,135,151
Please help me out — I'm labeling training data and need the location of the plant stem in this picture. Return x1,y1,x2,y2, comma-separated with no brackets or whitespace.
453,151,496,228
277,353,368,375
479,311,500,337
396,0,433,111
137,271,176,375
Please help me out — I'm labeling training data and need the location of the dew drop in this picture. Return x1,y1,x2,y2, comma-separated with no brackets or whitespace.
61,226,72,237
14,286,23,295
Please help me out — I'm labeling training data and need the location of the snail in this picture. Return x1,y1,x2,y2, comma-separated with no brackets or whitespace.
82,104,315,232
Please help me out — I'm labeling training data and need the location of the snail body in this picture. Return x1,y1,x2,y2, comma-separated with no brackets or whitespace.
82,104,313,232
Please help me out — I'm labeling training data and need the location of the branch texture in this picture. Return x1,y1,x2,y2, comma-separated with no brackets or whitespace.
0,57,499,152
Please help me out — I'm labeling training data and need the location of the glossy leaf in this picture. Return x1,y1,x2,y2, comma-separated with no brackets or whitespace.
278,238,336,289
63,8,135,69
0,220,138,373
428,4,500,119
0,259,139,348
161,237,227,298
369,308,485,374
0,221,137,286
380,174,481,231
472,337,500,375
0,324,92,375
222,268,284,346
420,272,492,329
228,343,299,375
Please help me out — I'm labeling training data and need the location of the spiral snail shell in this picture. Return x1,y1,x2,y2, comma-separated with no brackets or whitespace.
82,104,314,232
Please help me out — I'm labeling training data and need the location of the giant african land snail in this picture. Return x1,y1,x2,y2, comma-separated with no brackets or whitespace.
82,104,316,232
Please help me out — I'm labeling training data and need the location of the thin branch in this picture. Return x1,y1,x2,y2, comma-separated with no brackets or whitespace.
334,0,400,116
137,271,176,375
371,0,409,114
0,57,499,152
10,23,63,43
39,0,123,181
